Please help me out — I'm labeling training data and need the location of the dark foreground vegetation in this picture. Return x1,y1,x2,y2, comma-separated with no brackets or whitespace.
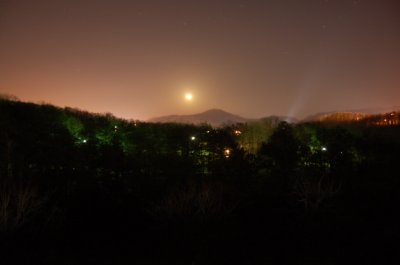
1,98,400,264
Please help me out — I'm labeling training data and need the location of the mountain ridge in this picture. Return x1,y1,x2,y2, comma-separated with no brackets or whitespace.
149,106,400,126
303,106,400,122
148,108,299,126
149,109,252,127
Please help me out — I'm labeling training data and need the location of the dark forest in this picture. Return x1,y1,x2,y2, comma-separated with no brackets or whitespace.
1,98,400,264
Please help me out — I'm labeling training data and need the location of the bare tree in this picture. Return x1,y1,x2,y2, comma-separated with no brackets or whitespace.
0,180,44,233
294,174,340,214
0,94,20,101
150,180,236,223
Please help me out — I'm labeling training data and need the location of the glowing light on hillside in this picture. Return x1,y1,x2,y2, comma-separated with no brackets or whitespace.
224,148,231,158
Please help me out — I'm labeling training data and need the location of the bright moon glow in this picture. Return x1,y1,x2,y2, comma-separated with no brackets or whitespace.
185,93,193,101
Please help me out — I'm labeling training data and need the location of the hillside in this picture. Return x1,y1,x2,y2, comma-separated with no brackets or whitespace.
303,106,400,123
303,112,369,123
149,108,252,127
149,108,300,126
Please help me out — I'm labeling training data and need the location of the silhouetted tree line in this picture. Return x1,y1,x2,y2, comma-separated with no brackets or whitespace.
1,98,400,264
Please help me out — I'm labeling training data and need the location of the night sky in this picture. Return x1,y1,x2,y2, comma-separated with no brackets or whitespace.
1,0,399,120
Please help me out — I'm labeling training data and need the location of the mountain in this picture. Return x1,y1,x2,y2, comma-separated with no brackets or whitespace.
148,109,252,127
302,106,400,123
303,112,369,123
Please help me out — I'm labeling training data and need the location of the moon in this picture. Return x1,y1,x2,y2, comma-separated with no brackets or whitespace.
184,93,193,101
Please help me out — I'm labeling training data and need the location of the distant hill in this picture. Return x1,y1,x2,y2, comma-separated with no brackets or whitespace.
303,106,400,123
149,109,252,127
303,112,368,123
149,109,300,126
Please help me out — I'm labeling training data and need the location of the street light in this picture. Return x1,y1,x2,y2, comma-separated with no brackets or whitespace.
224,148,231,158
